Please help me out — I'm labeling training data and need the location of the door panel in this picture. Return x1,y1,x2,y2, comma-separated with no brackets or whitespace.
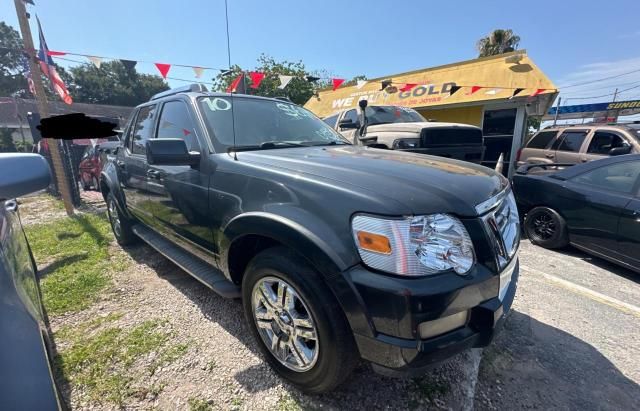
145,100,216,263
617,198,640,268
119,105,156,222
560,182,627,255
564,160,640,260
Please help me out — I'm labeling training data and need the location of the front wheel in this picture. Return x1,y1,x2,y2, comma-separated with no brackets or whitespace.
242,247,358,393
524,206,569,249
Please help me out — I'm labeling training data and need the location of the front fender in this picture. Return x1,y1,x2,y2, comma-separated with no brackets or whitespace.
221,211,375,337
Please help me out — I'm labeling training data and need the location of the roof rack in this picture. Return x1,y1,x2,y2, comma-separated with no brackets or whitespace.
150,84,209,101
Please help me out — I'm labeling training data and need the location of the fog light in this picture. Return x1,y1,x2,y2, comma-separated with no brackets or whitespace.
418,311,468,339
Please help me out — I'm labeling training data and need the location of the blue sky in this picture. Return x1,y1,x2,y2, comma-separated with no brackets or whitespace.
2,0,640,107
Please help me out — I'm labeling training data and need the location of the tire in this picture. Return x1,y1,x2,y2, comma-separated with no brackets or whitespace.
106,192,137,246
81,176,90,191
524,206,569,249
242,246,358,393
92,176,100,191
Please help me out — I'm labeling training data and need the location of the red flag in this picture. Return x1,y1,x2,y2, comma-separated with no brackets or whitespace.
46,50,66,56
182,129,191,136
470,86,483,94
531,88,545,97
36,17,72,105
226,73,244,93
332,78,345,91
155,63,171,79
400,83,418,92
249,72,265,89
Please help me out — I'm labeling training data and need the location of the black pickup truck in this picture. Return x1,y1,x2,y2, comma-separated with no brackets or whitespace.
101,84,520,393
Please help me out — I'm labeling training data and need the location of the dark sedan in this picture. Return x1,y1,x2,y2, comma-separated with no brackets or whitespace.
0,153,62,410
513,154,640,273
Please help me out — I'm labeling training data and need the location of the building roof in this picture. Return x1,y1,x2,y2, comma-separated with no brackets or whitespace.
304,51,558,118
0,97,133,128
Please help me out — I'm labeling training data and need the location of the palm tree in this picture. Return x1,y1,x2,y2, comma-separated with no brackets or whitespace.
476,29,521,57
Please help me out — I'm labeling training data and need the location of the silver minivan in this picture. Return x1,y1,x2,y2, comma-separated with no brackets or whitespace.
517,123,640,166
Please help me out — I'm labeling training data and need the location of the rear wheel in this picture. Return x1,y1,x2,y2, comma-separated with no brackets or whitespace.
106,192,137,245
524,206,569,249
242,247,358,393
92,176,100,191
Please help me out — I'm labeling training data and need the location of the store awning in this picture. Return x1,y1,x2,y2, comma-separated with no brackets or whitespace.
304,50,557,118
543,99,640,121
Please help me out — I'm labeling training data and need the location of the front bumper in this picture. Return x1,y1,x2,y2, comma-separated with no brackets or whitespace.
337,256,519,377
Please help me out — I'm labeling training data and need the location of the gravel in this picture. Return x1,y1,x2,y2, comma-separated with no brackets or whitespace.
50,236,477,410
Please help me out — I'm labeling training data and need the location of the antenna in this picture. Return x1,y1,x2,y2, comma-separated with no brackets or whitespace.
224,0,238,160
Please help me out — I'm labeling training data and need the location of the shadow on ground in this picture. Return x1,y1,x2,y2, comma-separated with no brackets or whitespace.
122,242,470,409
475,310,640,410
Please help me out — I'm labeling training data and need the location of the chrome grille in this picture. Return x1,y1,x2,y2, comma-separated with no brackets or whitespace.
481,189,520,269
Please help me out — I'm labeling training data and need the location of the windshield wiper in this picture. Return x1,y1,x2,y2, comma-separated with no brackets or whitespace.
259,141,307,149
303,141,350,146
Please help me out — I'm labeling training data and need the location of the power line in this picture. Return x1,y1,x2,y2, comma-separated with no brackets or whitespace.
561,67,640,89
564,84,640,101
562,79,640,95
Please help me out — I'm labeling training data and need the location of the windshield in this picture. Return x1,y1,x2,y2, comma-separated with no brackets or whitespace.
365,105,425,126
197,96,349,151
626,124,640,139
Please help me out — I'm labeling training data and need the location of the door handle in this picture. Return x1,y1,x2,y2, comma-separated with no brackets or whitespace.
545,153,554,158
147,169,163,179
4,199,18,212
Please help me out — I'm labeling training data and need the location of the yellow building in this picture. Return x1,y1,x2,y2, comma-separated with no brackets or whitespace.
304,51,557,177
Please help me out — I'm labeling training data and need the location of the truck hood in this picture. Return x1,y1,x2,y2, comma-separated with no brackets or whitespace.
365,121,478,134
237,146,507,217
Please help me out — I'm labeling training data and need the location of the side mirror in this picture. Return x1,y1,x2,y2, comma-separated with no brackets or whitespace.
338,119,360,130
609,146,632,156
146,139,199,166
0,154,51,200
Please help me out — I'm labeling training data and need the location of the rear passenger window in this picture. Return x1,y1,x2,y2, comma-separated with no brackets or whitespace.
587,131,628,155
131,105,156,155
526,131,557,149
556,131,587,152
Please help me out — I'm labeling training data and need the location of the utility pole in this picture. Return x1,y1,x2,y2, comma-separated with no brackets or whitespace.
13,0,74,215
552,96,561,126
612,88,618,102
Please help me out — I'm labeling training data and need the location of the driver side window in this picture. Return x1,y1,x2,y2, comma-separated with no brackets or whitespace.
572,161,640,194
343,109,358,124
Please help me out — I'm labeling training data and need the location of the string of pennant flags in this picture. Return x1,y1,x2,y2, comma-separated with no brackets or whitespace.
3,43,556,102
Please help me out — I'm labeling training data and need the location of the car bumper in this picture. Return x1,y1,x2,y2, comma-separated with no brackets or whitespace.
337,256,519,377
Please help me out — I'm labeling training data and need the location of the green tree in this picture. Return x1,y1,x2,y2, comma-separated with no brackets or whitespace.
0,21,28,96
476,29,521,57
212,54,330,105
0,128,17,153
69,60,169,106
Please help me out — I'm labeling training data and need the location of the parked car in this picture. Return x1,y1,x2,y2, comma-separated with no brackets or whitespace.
516,123,640,167
323,104,484,164
101,84,520,393
513,154,640,273
0,153,62,410
78,141,120,191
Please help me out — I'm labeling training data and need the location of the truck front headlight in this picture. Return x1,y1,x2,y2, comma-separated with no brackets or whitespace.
352,214,475,276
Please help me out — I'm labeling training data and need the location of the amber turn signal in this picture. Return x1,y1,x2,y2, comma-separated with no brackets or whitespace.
356,231,392,254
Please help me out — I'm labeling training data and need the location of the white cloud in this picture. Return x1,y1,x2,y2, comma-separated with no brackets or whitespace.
618,30,640,39
556,56,640,105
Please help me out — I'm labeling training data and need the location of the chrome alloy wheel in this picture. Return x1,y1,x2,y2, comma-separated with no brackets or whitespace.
107,197,121,238
251,276,319,372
